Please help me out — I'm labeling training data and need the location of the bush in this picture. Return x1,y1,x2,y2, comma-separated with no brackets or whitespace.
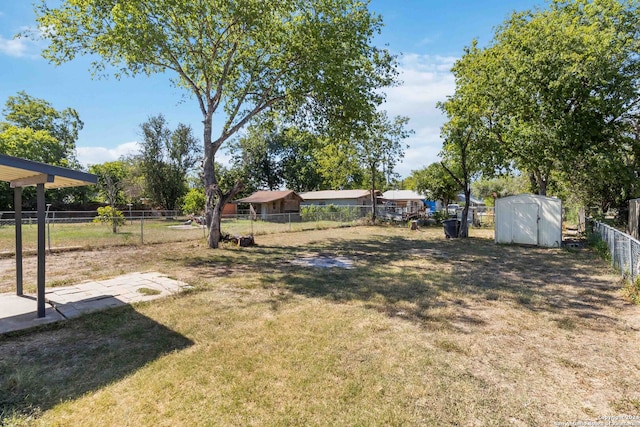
182,188,205,215
300,204,364,222
432,211,449,222
94,206,126,233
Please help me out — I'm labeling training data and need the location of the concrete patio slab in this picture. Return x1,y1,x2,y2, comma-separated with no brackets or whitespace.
0,272,188,335
0,295,65,334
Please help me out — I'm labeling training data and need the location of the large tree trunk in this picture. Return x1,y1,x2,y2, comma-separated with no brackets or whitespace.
459,187,471,238
202,111,223,248
208,196,224,248
535,170,547,196
206,181,244,248
202,111,245,248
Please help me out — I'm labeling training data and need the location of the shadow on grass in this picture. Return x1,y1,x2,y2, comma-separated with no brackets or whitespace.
0,305,193,421
285,236,616,327
179,231,620,332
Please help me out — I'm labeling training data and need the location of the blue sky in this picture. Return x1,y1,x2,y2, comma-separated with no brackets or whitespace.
0,0,547,178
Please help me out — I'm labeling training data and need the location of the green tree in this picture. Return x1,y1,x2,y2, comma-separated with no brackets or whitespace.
118,155,147,205
94,206,126,234
2,91,82,167
472,175,529,205
278,128,327,192
410,163,460,210
228,123,284,191
182,188,206,216
139,115,201,211
316,141,366,190
33,0,397,247
352,111,411,221
89,161,129,206
458,0,640,196
229,121,329,192
438,43,500,237
0,92,84,209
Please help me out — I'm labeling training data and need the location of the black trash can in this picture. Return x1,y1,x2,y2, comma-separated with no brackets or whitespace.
442,219,459,238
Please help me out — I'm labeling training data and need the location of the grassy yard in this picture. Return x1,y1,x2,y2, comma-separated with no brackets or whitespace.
0,217,360,253
1,226,639,425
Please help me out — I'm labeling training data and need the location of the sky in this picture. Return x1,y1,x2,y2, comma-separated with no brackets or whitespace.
0,0,547,179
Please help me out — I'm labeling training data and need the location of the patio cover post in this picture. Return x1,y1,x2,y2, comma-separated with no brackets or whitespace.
0,154,97,319
14,186,22,296
37,183,46,318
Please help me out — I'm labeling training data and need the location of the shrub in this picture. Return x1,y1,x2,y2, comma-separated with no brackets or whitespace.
94,206,126,233
300,204,364,222
182,188,206,215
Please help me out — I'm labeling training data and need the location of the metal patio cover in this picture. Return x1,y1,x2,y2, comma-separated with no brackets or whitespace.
0,154,97,318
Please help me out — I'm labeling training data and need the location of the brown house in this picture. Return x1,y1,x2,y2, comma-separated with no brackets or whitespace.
235,190,302,220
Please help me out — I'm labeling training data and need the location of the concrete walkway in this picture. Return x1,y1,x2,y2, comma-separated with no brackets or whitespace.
0,272,189,335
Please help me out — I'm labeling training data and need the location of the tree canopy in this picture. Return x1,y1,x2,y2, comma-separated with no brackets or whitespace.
435,0,640,217
410,163,460,209
1,91,82,167
139,115,201,211
33,0,397,247
0,92,84,209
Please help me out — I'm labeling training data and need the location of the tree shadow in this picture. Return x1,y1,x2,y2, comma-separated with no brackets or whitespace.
177,232,622,332
258,235,621,331
0,305,193,420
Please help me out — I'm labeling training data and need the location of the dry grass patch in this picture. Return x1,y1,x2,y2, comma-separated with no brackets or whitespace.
1,225,640,425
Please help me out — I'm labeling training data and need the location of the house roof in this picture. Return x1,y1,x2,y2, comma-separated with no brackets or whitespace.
381,190,425,201
299,189,379,200
0,154,97,189
457,193,486,205
235,190,301,204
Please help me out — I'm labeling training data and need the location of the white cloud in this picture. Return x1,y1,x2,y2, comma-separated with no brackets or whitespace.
383,54,457,177
0,35,33,58
0,26,49,58
77,141,141,167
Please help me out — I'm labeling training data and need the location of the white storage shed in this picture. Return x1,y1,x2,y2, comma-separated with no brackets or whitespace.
495,194,562,247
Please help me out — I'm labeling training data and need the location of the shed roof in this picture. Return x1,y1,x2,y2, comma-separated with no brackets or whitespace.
0,154,97,188
496,193,561,204
299,189,378,200
235,190,301,204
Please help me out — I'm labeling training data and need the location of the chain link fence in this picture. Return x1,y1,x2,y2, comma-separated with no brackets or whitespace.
590,218,640,284
0,206,372,253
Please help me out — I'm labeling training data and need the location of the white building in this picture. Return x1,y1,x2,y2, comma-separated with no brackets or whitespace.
495,194,562,247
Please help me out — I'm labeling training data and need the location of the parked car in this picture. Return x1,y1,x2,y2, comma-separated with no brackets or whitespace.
447,204,460,215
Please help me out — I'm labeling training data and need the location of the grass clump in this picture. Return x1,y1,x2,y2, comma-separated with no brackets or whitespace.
137,287,162,296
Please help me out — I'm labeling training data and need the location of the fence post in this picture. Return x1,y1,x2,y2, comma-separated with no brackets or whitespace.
289,213,292,231
610,227,615,268
141,210,144,244
627,234,633,277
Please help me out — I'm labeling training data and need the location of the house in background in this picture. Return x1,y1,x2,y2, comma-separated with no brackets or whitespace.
299,189,380,206
457,193,486,209
222,203,237,216
235,190,302,220
380,190,426,220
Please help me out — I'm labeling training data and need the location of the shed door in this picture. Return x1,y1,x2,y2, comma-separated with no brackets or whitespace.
512,203,538,245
